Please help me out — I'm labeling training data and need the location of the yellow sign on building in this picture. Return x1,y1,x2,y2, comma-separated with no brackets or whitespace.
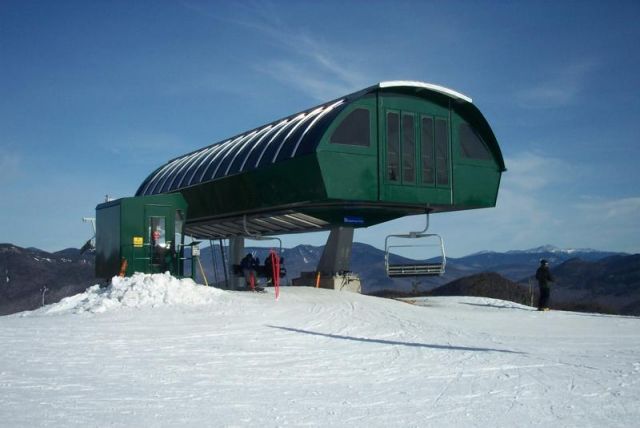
133,236,144,247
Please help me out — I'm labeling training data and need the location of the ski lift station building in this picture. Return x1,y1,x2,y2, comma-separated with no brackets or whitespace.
96,81,506,290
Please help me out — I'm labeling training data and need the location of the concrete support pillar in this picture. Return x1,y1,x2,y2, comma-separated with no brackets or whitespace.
228,236,245,290
317,226,354,275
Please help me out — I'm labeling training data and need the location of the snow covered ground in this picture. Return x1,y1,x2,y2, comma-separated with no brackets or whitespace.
1,273,639,427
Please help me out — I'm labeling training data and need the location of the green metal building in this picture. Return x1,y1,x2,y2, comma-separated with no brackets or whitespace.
97,81,505,285
136,81,505,238
95,193,188,278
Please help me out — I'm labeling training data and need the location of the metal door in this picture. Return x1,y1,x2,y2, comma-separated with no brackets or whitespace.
143,204,174,274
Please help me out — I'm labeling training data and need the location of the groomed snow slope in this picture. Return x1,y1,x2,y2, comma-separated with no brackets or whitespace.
1,273,639,427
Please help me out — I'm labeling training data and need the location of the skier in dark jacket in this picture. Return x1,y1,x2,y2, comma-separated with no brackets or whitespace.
240,253,258,290
535,259,554,311
264,254,274,285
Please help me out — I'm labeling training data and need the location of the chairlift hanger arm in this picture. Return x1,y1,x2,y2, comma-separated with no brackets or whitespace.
243,215,283,253
82,217,96,235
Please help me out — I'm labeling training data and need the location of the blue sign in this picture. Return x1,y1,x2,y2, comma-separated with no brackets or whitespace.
344,216,365,225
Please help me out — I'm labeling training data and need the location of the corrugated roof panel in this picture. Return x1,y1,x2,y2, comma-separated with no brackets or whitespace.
291,100,346,158
255,113,306,169
290,100,345,158
192,143,228,185
160,154,197,194
242,119,290,172
225,126,272,176
272,107,323,163
200,135,245,183
175,148,211,189
136,98,346,196
170,151,204,191
144,161,179,196
184,145,222,187
211,132,257,180
237,125,275,173
168,153,197,190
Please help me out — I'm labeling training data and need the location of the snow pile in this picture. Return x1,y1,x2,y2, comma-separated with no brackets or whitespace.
40,272,224,315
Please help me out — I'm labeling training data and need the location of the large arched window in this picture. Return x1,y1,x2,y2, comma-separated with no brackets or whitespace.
459,123,492,160
330,108,370,147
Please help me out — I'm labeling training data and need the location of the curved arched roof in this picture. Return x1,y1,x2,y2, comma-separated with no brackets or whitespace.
136,97,348,197
136,81,503,197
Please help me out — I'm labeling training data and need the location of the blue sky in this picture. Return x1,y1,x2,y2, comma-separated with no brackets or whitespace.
1,0,639,256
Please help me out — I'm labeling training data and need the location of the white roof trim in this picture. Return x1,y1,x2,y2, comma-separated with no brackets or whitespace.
378,81,472,103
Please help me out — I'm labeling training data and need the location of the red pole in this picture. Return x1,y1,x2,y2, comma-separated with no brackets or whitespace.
271,249,280,300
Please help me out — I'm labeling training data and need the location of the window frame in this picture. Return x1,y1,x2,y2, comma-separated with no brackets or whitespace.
420,115,435,186
385,110,401,183
401,112,416,184
458,122,493,162
329,107,372,148
434,117,450,187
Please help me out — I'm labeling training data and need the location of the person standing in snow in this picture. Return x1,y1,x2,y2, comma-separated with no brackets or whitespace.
535,259,554,311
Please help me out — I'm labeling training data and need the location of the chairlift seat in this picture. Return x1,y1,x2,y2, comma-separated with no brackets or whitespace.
387,262,445,277
384,219,447,278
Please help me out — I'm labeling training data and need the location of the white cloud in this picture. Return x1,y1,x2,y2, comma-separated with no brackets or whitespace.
259,34,368,101
598,197,640,221
515,59,599,109
502,151,575,192
222,4,371,101
576,196,640,223
485,154,639,253
180,2,373,101
262,59,363,102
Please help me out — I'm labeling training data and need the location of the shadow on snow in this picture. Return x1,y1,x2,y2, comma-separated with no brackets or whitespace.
459,302,534,311
268,325,524,354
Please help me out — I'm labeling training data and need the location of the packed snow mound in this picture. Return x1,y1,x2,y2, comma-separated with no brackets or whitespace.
37,272,225,315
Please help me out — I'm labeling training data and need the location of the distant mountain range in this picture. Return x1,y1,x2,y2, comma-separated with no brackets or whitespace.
0,244,94,315
446,245,625,283
1,242,637,316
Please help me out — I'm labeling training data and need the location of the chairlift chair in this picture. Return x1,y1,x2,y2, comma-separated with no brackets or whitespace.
241,215,286,281
384,213,446,277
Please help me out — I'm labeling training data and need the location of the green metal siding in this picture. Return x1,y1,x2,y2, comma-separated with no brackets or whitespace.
450,111,501,207
316,96,378,202
95,194,187,278
95,204,120,279
180,155,326,222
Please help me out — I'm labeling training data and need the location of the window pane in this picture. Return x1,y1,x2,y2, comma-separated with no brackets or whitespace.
402,114,415,183
435,119,449,186
421,117,434,185
330,108,370,146
149,216,166,266
386,112,400,182
459,123,492,160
